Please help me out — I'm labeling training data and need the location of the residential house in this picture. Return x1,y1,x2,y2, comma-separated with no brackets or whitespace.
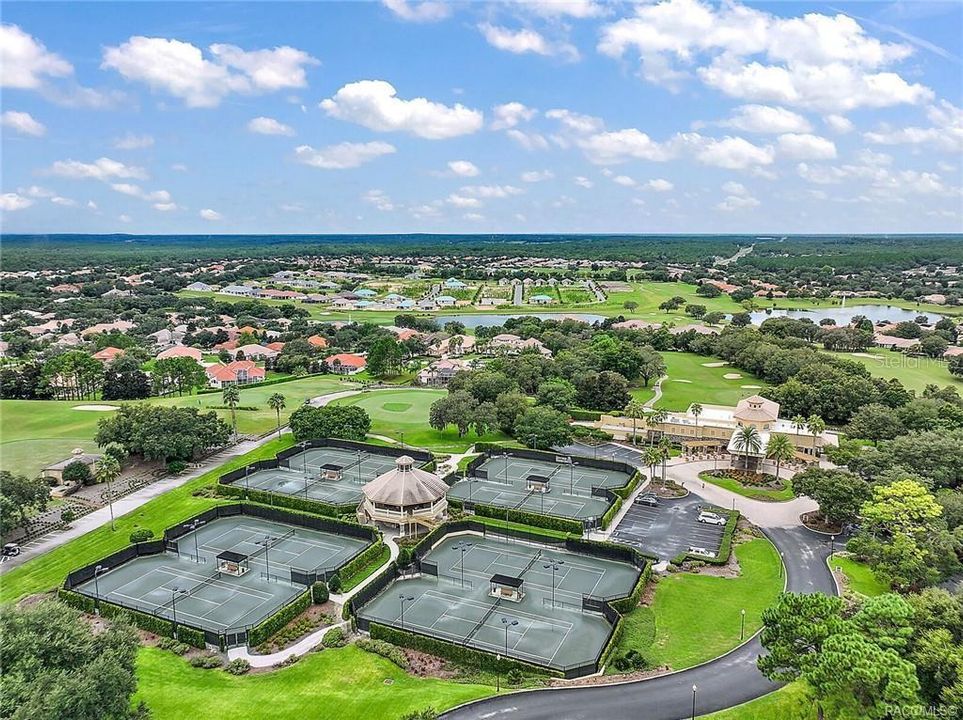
307,335,329,349
50,283,81,294
430,334,476,357
874,333,921,352
488,334,552,357
156,345,203,362
443,278,467,289
435,295,457,307
92,347,125,363
205,360,265,388
81,320,135,337
529,294,554,305
220,285,256,297
185,281,215,292
233,344,279,361
417,358,469,386
325,353,366,375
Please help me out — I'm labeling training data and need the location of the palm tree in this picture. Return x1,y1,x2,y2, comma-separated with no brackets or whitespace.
806,415,826,457
268,392,286,438
649,407,669,447
791,415,807,437
623,399,647,446
732,425,762,474
643,447,661,485
222,385,240,440
657,436,672,485
96,453,121,531
765,433,795,482
690,403,703,434
449,335,463,356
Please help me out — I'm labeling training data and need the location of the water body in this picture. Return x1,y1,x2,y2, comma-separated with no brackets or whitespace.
749,304,943,326
436,313,606,328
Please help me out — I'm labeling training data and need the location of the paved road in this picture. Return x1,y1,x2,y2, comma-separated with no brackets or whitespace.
443,495,837,720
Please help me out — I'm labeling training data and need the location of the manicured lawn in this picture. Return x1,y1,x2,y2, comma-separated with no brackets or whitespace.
0,375,355,478
656,352,766,412
330,388,511,453
0,435,295,605
135,645,493,720
830,554,888,597
611,538,783,671
699,472,795,502
699,683,815,720
823,348,961,393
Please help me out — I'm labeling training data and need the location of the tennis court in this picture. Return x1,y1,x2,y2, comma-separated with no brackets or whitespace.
235,446,401,506
447,453,633,522
357,534,640,672
72,515,370,634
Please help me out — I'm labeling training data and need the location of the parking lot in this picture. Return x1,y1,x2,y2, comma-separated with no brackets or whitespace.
610,493,727,562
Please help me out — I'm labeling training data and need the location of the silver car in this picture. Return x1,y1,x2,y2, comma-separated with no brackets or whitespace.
697,511,727,526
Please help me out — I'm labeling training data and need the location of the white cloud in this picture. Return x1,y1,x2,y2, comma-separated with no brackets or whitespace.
448,160,480,177
110,183,172,204
247,116,295,136
321,80,483,139
447,194,482,208
0,24,73,89
545,108,605,135
460,184,524,199
491,102,537,130
722,181,750,196
382,0,451,22
642,178,674,192
153,202,178,211
1,110,46,136
717,194,760,211
362,189,397,211
613,175,636,187
574,176,594,188
0,193,33,211
521,170,554,182
101,37,318,108
693,135,775,169
199,208,222,221
48,157,147,181
776,133,837,160
478,23,578,60
50,196,77,207
824,114,854,134
577,128,675,164
113,132,154,149
863,100,963,152
118,214,132,223
294,141,396,169
719,104,811,134
21,185,54,198
505,129,550,151
464,212,485,222
171,163,188,172
524,0,605,18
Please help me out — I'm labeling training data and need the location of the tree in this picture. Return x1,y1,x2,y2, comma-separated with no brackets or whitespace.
846,403,905,446
697,283,722,298
623,300,639,311
637,348,666,388
429,391,478,437
643,447,661,483
268,392,286,438
95,454,121,531
758,592,847,682
657,436,672,483
101,356,149,401
367,336,404,377
576,371,630,410
765,433,795,481
95,405,230,462
685,303,707,318
807,415,826,446
920,334,949,358
791,414,807,436
690,402,703,431
792,468,871,527
949,354,963,378
623,399,647,445
464,371,517,404
62,460,93,487
513,407,573,449
730,312,752,327
288,405,371,442
535,379,577,412
0,600,144,720
222,385,240,440
732,425,762,472
494,391,528,434
0,471,49,535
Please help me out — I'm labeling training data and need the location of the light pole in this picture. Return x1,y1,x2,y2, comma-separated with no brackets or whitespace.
398,594,414,630
830,534,835,559
357,449,363,485
400,432,406,450
183,519,206,562
691,685,698,720
740,608,746,641
501,616,518,655
569,460,574,496
93,564,106,612
452,541,474,588
496,653,501,692
171,587,187,639
543,558,565,609
256,534,277,581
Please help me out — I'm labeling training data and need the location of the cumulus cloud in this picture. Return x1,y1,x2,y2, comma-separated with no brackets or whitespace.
490,102,537,130
0,24,72,89
113,133,154,149
478,23,578,60
612,175,636,187
321,80,483,139
362,189,397,211
776,133,837,160
692,135,775,169
521,170,554,182
717,193,760,211
718,104,812,134
0,193,33,211
577,128,675,164
447,194,482,208
505,129,550,151
545,108,605,135
574,176,594,188
863,100,963,152
460,184,524,199
824,114,854,134
642,178,674,191
294,141,396,169
199,208,222,221
523,0,605,18
448,160,480,177
382,0,450,22
47,157,147,180
109,183,172,204
0,110,46,136
101,36,318,107
247,116,295,136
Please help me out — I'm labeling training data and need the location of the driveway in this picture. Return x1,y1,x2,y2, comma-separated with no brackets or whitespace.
611,495,727,562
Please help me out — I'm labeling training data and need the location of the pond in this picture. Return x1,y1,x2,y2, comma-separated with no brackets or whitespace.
435,313,607,328
748,304,943,326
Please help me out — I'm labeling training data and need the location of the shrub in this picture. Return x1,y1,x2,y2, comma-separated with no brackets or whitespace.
612,649,648,672
505,669,524,686
355,638,409,670
166,460,187,474
60,507,76,525
322,626,346,648
247,592,311,647
62,460,93,486
189,654,223,669
273,654,300,669
157,637,190,655
225,659,251,675
327,573,342,593
311,581,329,604
129,528,155,543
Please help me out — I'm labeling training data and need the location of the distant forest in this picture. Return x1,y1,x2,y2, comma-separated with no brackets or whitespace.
2,233,962,272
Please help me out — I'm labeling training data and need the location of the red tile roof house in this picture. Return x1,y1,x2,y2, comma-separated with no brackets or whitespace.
205,360,266,388
307,335,329,349
92,347,125,363
325,353,366,375
156,345,203,361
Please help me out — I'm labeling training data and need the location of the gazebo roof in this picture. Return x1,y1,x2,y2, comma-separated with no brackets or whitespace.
733,395,779,423
362,456,448,507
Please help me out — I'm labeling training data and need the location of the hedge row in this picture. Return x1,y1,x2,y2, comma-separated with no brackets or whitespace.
369,622,557,678
611,471,643,501
598,614,625,671
609,562,651,615
569,409,603,421
472,442,510,454
58,589,195,645
176,626,207,649
600,495,623,530
671,510,740,565
216,484,356,519
473,503,584,536
248,590,311,647
340,542,389,591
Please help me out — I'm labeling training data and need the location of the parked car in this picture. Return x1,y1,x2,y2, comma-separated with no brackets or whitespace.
688,545,717,558
1,543,21,561
634,493,659,507
697,511,727,526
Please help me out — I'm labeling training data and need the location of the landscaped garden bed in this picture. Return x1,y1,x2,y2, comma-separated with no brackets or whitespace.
699,470,794,502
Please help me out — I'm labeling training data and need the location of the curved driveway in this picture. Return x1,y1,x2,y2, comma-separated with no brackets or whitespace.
443,482,837,720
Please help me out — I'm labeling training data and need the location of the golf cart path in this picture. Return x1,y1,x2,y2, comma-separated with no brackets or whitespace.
1,387,366,573
643,377,663,408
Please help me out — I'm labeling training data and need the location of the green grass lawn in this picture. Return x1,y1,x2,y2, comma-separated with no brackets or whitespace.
823,347,961,393
611,538,783,671
0,435,295,605
830,554,888,597
699,472,795,502
699,683,815,720
655,352,766,411
330,388,511,453
135,645,493,720
0,375,355,479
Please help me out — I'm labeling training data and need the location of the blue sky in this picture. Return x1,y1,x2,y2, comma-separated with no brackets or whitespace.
1,0,961,234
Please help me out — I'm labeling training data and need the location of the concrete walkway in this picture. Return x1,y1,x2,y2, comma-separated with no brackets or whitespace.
643,377,663,408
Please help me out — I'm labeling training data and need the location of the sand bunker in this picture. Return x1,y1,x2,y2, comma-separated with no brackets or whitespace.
741,384,762,389
72,404,119,411
723,373,743,380
671,379,693,384
850,353,878,359
702,362,729,367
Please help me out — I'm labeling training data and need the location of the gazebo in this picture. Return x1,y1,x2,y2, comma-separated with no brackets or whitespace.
359,456,448,537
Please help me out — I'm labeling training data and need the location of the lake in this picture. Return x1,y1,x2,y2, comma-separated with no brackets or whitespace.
749,304,943,326
436,313,607,328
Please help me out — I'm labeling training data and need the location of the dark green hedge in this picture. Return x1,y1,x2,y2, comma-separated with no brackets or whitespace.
569,409,603,421
611,471,643,501
176,626,207,649
473,503,584,535
609,562,651,615
369,623,557,678
248,591,311,647
58,589,183,641
600,496,623,530
216,484,356,519
472,442,510,453
340,541,387,589
598,615,625,670
58,588,95,612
